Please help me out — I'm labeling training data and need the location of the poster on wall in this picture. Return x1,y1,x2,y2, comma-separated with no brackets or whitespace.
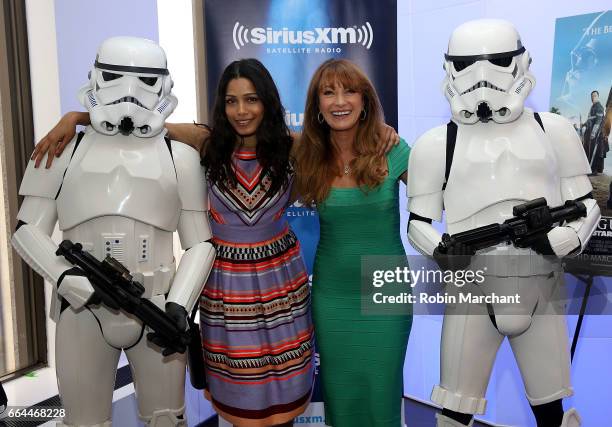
549,10,612,275
201,0,398,425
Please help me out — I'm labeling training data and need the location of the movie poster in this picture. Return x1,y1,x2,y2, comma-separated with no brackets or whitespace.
549,10,612,272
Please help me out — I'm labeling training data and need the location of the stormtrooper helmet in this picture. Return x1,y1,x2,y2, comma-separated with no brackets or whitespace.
78,36,177,137
442,19,535,124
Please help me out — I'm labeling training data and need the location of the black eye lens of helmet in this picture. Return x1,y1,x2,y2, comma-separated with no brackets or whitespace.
453,60,475,72
102,71,122,81
488,56,513,67
139,77,158,86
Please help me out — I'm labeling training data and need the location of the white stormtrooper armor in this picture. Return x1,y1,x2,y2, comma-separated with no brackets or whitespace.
12,37,215,427
407,20,599,427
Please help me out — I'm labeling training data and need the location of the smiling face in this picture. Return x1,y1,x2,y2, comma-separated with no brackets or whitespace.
318,80,364,132
225,77,264,139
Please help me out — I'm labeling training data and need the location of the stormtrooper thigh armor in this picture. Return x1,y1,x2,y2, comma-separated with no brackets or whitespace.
432,271,572,414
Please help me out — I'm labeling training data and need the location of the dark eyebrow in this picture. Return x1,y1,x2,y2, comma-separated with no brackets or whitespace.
225,93,258,98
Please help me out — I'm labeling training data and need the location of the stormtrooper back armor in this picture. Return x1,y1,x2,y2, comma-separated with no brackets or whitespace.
12,37,214,427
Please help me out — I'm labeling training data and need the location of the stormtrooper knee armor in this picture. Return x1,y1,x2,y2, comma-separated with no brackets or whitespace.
12,37,215,426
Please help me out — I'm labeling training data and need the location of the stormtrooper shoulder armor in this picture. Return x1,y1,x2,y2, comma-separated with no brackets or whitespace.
19,135,79,199
170,140,208,212
407,124,446,221
540,112,591,178
407,125,446,197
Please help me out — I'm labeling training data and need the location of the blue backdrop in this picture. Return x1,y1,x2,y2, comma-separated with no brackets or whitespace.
203,0,397,422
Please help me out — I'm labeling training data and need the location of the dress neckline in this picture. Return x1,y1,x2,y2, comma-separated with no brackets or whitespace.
330,176,391,192
330,185,361,191
234,149,257,160
330,148,393,191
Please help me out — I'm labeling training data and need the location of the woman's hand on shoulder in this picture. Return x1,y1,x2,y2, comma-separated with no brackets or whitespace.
375,123,400,156
31,111,88,168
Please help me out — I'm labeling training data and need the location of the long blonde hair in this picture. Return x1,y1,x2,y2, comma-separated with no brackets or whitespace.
294,59,386,205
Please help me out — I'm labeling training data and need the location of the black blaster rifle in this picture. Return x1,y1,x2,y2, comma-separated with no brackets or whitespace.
56,240,190,353
437,197,587,253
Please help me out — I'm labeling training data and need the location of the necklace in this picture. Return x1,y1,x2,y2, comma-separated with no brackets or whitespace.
343,163,350,175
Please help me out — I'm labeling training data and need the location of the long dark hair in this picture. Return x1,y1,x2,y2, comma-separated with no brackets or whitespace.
202,59,293,194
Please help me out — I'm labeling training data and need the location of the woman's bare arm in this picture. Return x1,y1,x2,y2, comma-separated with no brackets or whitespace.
32,111,210,167
166,123,210,152
31,111,90,168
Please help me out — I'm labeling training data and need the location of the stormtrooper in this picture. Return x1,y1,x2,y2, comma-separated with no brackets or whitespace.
407,20,600,427
11,37,215,427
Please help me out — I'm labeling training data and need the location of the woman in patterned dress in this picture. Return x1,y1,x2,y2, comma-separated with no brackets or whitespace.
198,59,314,426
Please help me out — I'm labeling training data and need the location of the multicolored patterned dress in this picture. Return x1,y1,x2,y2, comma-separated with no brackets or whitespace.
199,149,314,426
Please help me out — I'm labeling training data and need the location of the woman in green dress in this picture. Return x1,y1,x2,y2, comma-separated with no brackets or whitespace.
294,59,412,427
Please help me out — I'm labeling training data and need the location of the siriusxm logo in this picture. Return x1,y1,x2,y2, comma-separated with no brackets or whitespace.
294,415,325,424
233,22,374,50
285,110,304,128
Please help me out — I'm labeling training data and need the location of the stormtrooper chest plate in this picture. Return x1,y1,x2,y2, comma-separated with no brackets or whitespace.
57,132,180,231
443,115,562,224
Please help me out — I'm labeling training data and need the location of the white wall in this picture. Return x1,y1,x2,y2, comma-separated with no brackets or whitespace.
53,0,160,115
157,0,198,124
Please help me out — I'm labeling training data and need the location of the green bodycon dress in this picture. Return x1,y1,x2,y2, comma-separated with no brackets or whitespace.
312,142,413,427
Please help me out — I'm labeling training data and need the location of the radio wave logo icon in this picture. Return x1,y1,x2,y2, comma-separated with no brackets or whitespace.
233,22,250,50
356,22,374,49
